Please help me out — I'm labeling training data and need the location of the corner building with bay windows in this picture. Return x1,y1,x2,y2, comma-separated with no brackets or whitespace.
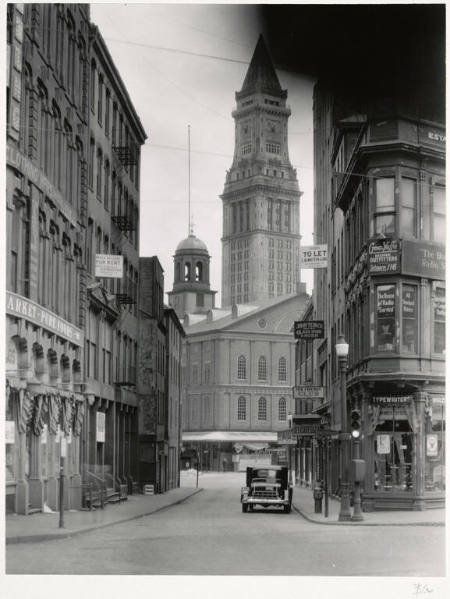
310,78,445,510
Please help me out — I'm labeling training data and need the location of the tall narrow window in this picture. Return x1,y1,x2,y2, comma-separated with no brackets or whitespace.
96,148,102,200
278,357,287,381
237,355,246,380
90,60,96,111
237,396,246,421
105,89,110,135
258,356,267,380
104,160,110,211
258,397,267,420
195,262,203,281
278,397,287,421
400,178,417,238
433,286,445,354
88,138,94,189
98,74,103,125
402,285,417,353
432,186,446,244
374,178,395,236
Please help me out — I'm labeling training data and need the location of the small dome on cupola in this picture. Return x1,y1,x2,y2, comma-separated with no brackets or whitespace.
175,234,209,254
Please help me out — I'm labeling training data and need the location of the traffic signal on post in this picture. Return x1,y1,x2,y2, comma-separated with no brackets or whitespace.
350,409,361,439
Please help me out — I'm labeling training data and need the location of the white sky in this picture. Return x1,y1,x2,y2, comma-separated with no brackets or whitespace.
90,3,315,305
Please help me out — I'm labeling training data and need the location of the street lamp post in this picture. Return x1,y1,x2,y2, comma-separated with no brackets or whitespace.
336,335,351,522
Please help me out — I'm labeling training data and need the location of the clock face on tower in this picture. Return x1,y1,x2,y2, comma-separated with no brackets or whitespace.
267,119,278,134
241,121,251,139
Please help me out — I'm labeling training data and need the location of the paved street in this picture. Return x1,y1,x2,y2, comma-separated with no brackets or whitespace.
6,472,445,576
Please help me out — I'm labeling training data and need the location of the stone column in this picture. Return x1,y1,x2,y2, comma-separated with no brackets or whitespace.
16,432,29,515
413,391,427,510
70,433,82,510
46,434,58,511
28,432,44,510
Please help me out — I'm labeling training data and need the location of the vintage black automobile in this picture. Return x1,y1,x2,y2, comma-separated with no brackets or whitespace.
240,465,293,513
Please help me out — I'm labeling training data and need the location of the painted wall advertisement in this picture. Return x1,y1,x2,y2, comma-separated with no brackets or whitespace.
402,240,445,280
376,284,396,351
294,320,324,340
368,239,401,274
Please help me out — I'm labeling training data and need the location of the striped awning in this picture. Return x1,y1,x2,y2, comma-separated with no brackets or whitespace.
182,431,278,442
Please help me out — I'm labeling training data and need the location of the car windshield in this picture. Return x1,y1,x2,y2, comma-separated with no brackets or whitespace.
252,469,282,480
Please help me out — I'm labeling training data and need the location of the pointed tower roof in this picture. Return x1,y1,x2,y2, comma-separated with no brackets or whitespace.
236,35,287,100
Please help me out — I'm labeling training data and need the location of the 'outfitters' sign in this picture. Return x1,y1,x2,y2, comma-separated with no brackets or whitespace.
6,291,84,345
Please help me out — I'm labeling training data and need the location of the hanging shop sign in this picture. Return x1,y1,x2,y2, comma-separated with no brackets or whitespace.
95,254,124,278
426,434,439,457
279,424,321,440
402,240,445,280
294,320,324,340
376,434,391,454
6,291,84,345
373,395,413,405
96,412,106,443
5,421,15,444
293,385,325,399
368,238,401,275
300,245,328,268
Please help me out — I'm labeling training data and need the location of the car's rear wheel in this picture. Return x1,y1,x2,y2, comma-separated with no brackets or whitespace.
242,503,248,513
249,504,254,512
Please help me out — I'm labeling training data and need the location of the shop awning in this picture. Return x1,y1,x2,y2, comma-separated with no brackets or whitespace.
182,431,278,442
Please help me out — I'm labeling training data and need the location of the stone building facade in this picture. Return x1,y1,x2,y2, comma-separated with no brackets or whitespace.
5,4,147,514
82,24,146,499
6,4,90,514
221,35,302,307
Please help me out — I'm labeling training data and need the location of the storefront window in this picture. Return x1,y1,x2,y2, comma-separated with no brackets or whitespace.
376,284,396,351
433,286,445,354
373,405,413,492
424,397,445,493
402,285,417,353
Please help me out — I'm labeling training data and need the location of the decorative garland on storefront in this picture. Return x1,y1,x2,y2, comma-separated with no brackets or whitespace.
5,381,86,437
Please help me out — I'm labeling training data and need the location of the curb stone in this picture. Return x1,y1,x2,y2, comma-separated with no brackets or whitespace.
6,488,203,545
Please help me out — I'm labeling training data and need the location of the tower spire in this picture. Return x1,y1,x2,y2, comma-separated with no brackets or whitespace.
188,124,191,236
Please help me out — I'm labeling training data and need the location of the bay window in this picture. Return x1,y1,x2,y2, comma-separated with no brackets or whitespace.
374,178,395,237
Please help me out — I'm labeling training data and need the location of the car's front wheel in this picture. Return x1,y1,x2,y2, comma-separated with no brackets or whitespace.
284,504,291,514
242,503,248,513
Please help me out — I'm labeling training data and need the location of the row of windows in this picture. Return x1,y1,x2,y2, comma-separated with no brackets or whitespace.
373,176,445,243
88,140,139,248
266,142,280,154
237,355,287,382
20,71,86,216
90,60,140,189
241,143,252,155
267,199,292,233
237,396,287,421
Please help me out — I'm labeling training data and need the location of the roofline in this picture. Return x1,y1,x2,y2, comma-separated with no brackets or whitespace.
90,24,147,143
163,306,186,337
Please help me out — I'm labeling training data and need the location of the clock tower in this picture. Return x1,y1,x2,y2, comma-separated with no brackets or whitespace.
221,35,302,307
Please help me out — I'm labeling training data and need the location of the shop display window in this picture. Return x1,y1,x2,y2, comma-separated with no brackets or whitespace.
373,406,413,492
376,284,396,351
425,398,445,492
401,285,418,353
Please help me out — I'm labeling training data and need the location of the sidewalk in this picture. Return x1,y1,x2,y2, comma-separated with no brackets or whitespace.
291,485,446,526
6,487,202,545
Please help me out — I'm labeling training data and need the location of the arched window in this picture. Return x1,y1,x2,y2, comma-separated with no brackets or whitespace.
257,356,267,380
278,357,287,381
237,355,246,380
90,59,96,111
237,396,246,421
195,261,203,281
184,262,191,281
278,397,287,421
258,397,267,420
